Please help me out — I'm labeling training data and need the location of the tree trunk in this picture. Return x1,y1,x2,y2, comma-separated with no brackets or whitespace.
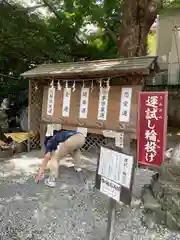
117,0,160,57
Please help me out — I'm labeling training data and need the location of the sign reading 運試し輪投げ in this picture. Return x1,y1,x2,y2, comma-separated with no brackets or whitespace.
137,92,168,167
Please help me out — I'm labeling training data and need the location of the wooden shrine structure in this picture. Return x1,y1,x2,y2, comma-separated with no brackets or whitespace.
21,56,159,152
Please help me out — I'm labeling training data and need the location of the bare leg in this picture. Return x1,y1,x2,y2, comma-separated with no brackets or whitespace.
48,145,69,179
70,149,83,171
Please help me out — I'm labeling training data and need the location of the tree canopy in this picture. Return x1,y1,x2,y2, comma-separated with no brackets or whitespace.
0,0,179,97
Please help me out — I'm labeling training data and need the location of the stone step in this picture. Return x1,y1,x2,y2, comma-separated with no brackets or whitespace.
166,211,180,231
159,163,180,183
151,180,164,199
169,196,180,218
142,189,160,211
158,180,180,196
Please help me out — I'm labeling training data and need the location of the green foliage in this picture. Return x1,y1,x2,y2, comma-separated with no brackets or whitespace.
0,0,179,98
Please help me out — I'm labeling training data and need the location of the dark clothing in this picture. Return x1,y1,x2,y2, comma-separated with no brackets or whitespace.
44,130,80,153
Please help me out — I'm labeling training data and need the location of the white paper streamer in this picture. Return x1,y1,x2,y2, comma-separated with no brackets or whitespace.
57,80,61,91
79,87,89,118
62,88,71,117
50,79,54,88
97,87,109,121
72,81,76,92
91,80,94,92
47,86,55,116
106,78,110,91
119,88,132,122
115,132,124,148
98,146,134,189
99,79,102,89
45,124,54,136
77,127,88,137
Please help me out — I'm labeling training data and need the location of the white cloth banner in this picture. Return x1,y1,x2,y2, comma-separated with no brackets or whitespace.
47,87,55,116
79,87,89,118
62,88,71,117
119,88,132,122
97,88,109,121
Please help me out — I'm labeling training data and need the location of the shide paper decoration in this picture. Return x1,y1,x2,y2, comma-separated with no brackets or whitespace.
57,80,62,91
106,78,110,91
72,81,76,92
91,80,94,92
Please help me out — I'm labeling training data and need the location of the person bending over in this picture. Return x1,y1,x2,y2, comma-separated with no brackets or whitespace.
35,129,85,187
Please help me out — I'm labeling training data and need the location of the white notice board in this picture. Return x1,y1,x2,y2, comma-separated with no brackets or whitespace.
98,146,134,189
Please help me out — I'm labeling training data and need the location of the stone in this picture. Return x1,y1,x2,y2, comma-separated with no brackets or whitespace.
143,211,156,230
0,148,13,160
151,180,164,199
14,142,26,154
141,185,160,211
159,180,180,196
167,196,180,219
170,143,180,165
166,211,180,231
159,163,180,183
141,148,180,231
154,208,166,225
165,148,173,159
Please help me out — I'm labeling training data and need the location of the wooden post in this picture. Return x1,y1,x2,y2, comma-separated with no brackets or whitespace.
104,199,116,240
27,79,32,152
104,133,131,240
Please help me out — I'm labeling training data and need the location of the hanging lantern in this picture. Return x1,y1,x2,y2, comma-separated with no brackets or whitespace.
65,80,68,88
72,80,76,92
57,80,62,91
91,80,94,92
106,78,110,91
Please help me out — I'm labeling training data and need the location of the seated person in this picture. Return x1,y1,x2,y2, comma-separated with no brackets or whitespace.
36,129,85,187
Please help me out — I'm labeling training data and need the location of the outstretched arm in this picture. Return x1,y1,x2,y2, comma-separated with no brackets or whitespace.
35,135,58,182
35,152,51,182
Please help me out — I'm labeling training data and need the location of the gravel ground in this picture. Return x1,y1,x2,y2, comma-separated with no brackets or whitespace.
0,151,180,240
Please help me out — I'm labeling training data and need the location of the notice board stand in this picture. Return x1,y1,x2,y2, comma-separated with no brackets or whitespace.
95,134,135,240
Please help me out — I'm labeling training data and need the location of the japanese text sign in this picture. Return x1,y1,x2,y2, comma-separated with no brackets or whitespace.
79,87,89,118
62,88,71,117
47,87,55,116
96,146,135,204
137,92,168,166
98,146,134,189
97,88,109,121
119,88,132,122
